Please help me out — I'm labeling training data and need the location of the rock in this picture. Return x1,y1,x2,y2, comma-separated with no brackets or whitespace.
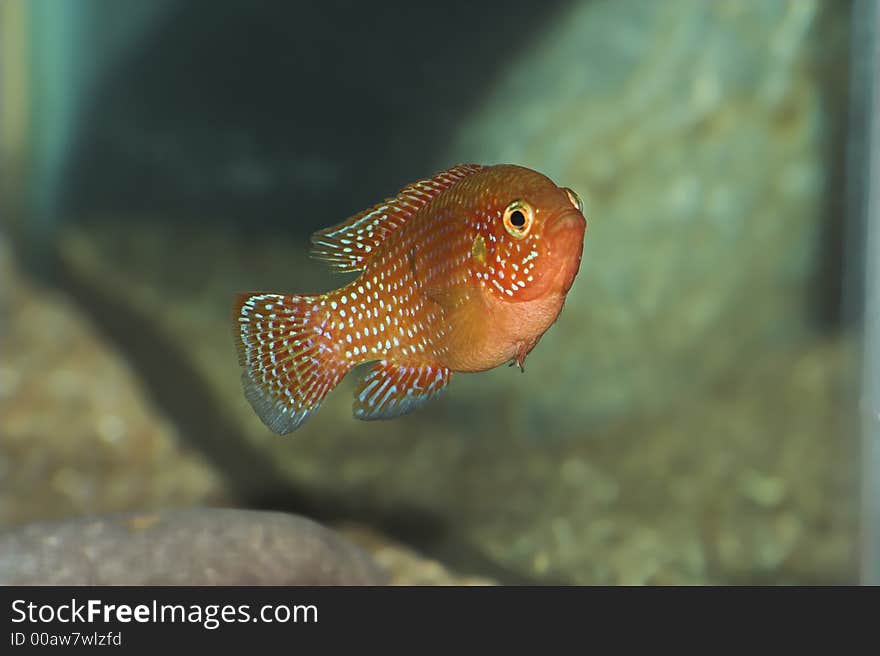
338,524,495,585
0,509,387,585
440,0,850,429
0,236,229,527
468,339,860,585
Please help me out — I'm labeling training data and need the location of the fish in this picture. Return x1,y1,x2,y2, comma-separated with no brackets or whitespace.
233,163,587,434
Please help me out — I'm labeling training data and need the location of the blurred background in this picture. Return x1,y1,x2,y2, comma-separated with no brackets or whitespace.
1,0,878,584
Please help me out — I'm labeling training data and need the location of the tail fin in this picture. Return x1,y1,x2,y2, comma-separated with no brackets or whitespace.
233,292,350,434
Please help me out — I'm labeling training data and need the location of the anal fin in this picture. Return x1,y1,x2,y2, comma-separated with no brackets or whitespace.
353,361,451,421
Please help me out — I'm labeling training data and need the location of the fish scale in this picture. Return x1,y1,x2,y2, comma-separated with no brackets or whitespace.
234,163,587,434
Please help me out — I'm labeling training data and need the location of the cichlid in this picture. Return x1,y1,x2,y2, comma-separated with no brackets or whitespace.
234,164,587,434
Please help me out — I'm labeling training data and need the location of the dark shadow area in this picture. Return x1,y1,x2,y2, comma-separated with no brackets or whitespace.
809,1,861,331
47,250,564,585
62,0,572,237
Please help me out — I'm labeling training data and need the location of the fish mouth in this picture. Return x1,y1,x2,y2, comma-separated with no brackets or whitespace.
547,209,587,238
545,210,586,293
546,210,586,255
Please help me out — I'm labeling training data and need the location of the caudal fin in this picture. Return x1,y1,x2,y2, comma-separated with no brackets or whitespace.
233,292,349,434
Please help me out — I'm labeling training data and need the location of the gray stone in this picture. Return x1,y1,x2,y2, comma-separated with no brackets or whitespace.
440,0,848,430
0,509,387,585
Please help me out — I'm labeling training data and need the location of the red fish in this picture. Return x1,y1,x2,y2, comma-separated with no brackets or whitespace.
234,164,587,434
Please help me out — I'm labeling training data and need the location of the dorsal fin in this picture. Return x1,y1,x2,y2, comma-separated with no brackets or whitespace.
309,164,484,272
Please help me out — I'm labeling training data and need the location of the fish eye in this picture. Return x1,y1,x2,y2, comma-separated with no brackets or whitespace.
503,200,533,238
563,187,583,212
